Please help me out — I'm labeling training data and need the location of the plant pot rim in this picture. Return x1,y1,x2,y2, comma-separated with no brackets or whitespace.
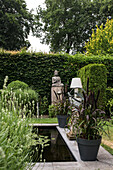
56,114,69,116
77,136,102,145
77,135,102,139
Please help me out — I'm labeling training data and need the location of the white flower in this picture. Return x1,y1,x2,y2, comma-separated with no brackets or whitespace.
0,147,5,158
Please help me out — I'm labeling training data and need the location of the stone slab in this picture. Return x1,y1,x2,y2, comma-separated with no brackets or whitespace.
29,123,58,127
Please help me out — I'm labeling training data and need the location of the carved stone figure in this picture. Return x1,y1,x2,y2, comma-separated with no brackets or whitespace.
51,70,64,104
52,70,63,87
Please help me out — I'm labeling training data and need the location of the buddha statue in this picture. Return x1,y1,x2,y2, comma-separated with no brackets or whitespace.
52,70,64,87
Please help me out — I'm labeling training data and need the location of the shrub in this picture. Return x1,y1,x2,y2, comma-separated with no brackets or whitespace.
78,64,107,108
7,80,29,91
14,88,38,116
0,78,49,169
106,88,113,116
0,108,50,169
48,105,56,118
85,19,113,55
0,88,38,117
0,109,37,169
39,96,49,115
0,78,38,117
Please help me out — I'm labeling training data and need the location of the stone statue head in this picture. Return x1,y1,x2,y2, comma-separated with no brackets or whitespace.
54,70,58,76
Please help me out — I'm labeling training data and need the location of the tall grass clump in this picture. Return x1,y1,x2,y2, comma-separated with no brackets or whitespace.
0,76,49,169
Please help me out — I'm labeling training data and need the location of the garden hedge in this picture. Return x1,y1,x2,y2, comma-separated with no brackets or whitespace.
0,51,113,104
78,64,107,107
106,88,113,101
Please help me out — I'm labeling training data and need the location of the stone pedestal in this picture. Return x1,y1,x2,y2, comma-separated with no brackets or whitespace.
51,86,64,104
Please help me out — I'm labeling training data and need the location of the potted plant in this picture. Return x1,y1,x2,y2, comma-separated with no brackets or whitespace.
74,78,109,161
53,90,72,128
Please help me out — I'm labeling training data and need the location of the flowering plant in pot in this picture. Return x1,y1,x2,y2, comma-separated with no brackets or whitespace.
53,90,72,128
74,78,109,161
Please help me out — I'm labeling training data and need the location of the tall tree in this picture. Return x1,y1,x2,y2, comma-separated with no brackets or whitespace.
35,0,113,54
0,0,34,50
85,19,113,55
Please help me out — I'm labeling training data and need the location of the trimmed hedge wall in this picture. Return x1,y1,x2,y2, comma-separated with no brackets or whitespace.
0,52,113,104
0,52,77,103
78,64,107,107
106,88,113,101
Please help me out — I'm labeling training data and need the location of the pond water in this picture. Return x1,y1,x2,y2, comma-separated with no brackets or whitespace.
32,126,76,162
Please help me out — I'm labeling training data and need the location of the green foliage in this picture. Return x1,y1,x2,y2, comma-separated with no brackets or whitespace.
0,110,49,170
0,52,78,104
78,64,107,108
28,117,58,124
0,78,38,117
14,88,38,116
0,78,49,169
0,110,33,169
106,87,113,101
101,144,113,155
48,105,56,118
106,88,113,115
107,98,113,113
53,96,72,116
0,0,34,50
1,52,113,106
74,78,108,140
39,96,49,115
7,80,29,91
35,0,113,53
85,19,113,55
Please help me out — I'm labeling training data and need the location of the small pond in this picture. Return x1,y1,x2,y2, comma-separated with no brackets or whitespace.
31,126,76,162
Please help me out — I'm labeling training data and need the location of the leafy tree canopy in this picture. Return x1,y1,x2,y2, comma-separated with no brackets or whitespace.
0,0,34,50
35,0,113,54
85,19,113,55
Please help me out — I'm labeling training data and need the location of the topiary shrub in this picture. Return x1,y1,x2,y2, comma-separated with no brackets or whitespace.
7,80,29,91
78,64,107,108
